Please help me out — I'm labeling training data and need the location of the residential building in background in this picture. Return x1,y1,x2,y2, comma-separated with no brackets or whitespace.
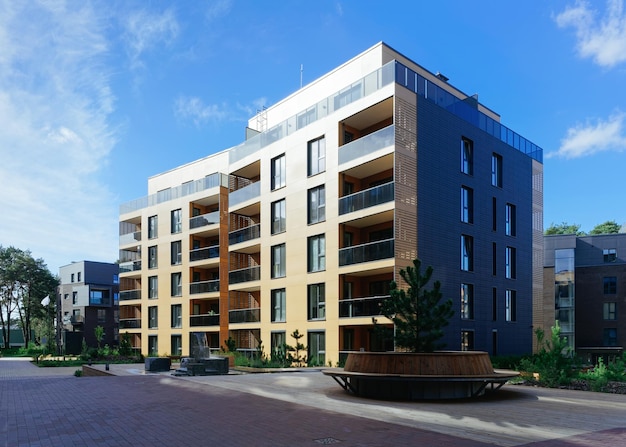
58,261,119,354
544,234,626,362
118,42,543,362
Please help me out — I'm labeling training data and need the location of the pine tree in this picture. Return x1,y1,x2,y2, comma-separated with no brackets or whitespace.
380,259,453,352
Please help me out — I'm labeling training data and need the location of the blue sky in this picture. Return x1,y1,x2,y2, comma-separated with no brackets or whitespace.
2,0,626,273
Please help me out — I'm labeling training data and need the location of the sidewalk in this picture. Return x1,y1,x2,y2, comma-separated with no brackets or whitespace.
2,358,626,446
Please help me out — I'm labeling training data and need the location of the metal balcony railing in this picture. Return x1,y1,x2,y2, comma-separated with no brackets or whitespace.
338,125,395,166
190,314,220,327
228,266,260,284
189,280,220,294
229,308,260,323
339,239,394,266
339,182,394,215
119,260,141,273
339,295,389,318
119,318,141,329
119,231,142,246
190,211,219,229
190,245,219,262
229,224,260,245
119,289,141,301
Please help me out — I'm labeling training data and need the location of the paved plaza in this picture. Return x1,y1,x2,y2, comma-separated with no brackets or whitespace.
1,358,626,446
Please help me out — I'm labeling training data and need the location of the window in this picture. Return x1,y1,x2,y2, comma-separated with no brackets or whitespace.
72,291,78,305
148,215,158,239
113,274,119,284
308,234,326,272
308,185,326,224
505,289,516,322
171,335,182,356
461,186,473,224
460,283,474,320
271,199,286,234
77,272,81,282
271,332,286,355
148,246,157,269
461,137,473,175
148,276,158,299
171,304,182,328
271,154,286,190
604,276,617,294
491,153,502,187
308,331,325,366
604,248,617,263
171,209,182,234
308,283,326,320
97,309,106,324
604,328,618,346
492,243,497,276
89,290,110,306
148,306,158,329
461,234,473,271
505,204,516,236
492,288,497,321
604,302,617,320
71,273,75,283
171,241,182,265
171,273,182,297
148,336,158,356
461,330,474,351
505,247,516,279
271,244,286,279
308,137,326,176
492,197,497,231
271,289,286,322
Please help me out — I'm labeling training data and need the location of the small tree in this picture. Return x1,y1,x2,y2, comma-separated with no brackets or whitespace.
380,259,453,353
286,329,307,367
544,222,585,236
590,220,621,235
94,325,104,350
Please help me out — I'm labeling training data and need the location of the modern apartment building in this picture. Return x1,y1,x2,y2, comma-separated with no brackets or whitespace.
58,261,119,354
118,42,543,362
544,234,626,362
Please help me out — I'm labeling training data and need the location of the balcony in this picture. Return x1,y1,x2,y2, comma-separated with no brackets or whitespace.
190,313,220,327
119,260,141,273
119,231,142,246
190,211,220,229
339,238,394,266
339,295,389,318
119,289,141,301
229,182,260,208
339,125,394,166
119,318,141,329
70,315,84,325
229,266,260,284
229,224,260,245
339,182,394,215
229,308,260,324
190,245,220,262
190,280,220,295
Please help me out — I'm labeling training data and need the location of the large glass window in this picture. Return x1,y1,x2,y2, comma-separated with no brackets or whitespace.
505,203,516,236
171,273,182,297
604,302,617,320
271,154,286,190
461,330,474,351
171,241,182,265
461,186,473,224
461,234,473,272
271,199,286,234
308,234,326,272
148,245,157,269
148,306,158,329
148,336,158,356
271,244,286,278
505,289,516,322
148,276,158,299
271,288,286,322
308,137,326,176
604,328,618,346
604,276,617,294
491,153,503,187
506,246,517,279
171,304,182,328
148,215,158,239
460,283,474,320
271,332,286,356
308,283,326,320
461,137,473,175
171,335,182,356
308,185,326,224
171,209,182,234
89,290,110,306
308,331,325,366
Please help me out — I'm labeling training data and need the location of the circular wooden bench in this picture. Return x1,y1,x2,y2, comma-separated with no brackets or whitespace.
323,351,519,400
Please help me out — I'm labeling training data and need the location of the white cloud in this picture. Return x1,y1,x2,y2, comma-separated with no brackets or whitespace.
556,0,626,68
550,111,626,158
122,7,179,70
174,96,229,127
0,2,119,272
205,0,232,22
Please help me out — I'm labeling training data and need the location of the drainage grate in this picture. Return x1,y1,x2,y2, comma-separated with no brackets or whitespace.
313,437,341,444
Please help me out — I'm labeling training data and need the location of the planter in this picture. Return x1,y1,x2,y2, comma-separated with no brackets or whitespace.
145,357,171,372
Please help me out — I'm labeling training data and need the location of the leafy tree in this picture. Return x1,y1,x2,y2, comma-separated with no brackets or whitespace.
380,259,453,352
589,220,621,235
94,325,105,349
544,222,585,236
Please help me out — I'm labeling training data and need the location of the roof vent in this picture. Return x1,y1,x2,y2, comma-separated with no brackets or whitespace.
435,72,449,82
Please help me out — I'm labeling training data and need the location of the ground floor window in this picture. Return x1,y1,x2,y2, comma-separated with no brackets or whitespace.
461,330,474,351
308,331,325,366
171,335,182,356
148,335,158,356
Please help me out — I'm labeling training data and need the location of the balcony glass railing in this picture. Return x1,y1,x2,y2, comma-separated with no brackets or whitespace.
228,266,261,284
339,182,394,215
70,315,84,324
119,260,142,273
339,295,389,318
190,245,219,262
338,125,395,166
229,308,260,323
119,231,142,246
229,182,260,208
189,280,220,294
190,211,220,229
119,290,141,301
119,318,141,329
190,314,220,327
339,238,394,266
229,224,261,245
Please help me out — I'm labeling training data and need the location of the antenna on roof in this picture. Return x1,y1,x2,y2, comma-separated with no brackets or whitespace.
300,64,303,88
